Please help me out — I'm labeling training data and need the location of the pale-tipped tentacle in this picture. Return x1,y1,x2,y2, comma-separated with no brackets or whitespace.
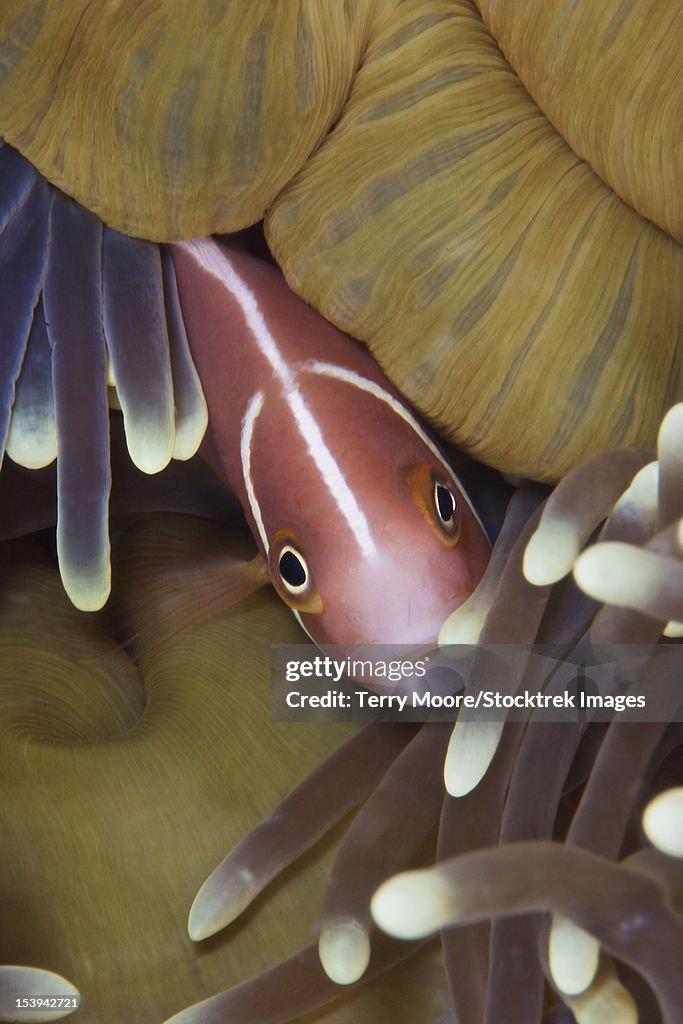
43,193,111,611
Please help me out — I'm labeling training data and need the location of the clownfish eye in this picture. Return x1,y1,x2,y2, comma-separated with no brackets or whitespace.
278,545,309,595
434,481,458,533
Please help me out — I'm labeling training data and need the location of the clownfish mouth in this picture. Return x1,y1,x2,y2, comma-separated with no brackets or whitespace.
448,586,476,605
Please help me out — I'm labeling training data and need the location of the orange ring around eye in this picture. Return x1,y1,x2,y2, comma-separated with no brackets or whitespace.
403,463,462,547
269,533,324,614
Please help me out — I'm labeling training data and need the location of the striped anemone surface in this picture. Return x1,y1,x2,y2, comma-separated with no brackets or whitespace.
266,0,683,482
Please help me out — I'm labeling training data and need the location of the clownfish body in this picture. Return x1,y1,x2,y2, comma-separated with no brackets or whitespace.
169,239,490,647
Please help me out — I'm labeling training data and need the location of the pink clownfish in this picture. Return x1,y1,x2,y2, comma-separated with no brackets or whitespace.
168,238,490,648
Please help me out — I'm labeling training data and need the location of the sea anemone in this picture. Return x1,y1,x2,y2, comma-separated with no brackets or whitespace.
1,0,682,495
1,2,682,1021
3,407,680,1021
136,407,682,1024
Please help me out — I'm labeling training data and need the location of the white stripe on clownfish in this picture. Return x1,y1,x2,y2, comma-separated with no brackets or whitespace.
240,390,268,551
285,386,375,557
181,239,375,559
301,361,487,534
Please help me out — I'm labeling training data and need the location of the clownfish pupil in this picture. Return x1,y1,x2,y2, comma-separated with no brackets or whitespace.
435,482,456,525
279,548,307,590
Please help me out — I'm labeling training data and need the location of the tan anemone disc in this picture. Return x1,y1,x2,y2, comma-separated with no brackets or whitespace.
266,0,683,481
477,0,683,242
0,528,449,1024
1,1,683,482
0,0,373,239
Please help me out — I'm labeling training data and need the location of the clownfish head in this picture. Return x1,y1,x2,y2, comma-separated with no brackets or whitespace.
247,364,490,649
